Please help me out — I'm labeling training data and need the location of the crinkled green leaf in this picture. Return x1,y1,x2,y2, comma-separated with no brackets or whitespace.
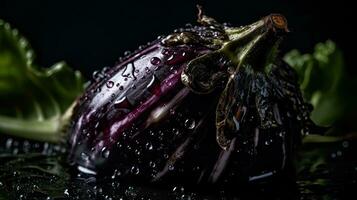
0,19,86,142
284,40,349,126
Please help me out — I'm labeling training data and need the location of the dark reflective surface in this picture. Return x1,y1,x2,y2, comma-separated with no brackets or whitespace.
1,136,356,199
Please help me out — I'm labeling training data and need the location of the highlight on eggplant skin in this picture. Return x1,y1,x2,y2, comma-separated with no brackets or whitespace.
68,7,324,184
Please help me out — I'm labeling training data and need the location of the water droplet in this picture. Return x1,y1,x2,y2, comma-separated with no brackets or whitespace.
184,119,196,130
121,62,137,80
92,70,104,82
172,128,180,135
101,147,110,158
180,186,185,192
172,186,178,192
342,141,349,148
5,138,13,149
42,142,50,154
130,166,140,175
119,86,124,90
265,141,270,145
150,57,161,65
146,143,153,151
124,51,131,56
168,164,175,171
64,189,70,196
106,81,114,88
149,161,156,168
12,148,19,155
167,55,175,62
135,149,141,156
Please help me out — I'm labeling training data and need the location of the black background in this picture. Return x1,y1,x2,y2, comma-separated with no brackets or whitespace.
1,0,354,78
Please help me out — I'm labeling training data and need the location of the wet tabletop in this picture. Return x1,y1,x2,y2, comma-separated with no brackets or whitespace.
0,136,356,200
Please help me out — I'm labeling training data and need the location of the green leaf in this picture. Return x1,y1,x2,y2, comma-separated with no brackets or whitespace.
284,40,347,126
0,19,86,143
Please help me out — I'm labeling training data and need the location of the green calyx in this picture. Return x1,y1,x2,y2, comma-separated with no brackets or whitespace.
181,13,288,94
220,14,286,73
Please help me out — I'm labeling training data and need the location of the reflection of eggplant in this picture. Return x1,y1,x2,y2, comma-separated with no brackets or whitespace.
68,8,324,184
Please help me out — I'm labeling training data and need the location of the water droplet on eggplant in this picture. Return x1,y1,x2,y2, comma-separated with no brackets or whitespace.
184,118,196,130
150,57,161,65
106,81,114,88
101,147,110,158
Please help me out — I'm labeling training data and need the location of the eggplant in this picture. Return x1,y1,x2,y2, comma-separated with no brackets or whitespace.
68,8,323,184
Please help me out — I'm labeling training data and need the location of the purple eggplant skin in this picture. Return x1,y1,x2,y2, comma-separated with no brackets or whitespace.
68,9,323,185
68,30,220,174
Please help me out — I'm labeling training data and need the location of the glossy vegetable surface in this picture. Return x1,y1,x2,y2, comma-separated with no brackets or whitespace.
68,8,323,184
